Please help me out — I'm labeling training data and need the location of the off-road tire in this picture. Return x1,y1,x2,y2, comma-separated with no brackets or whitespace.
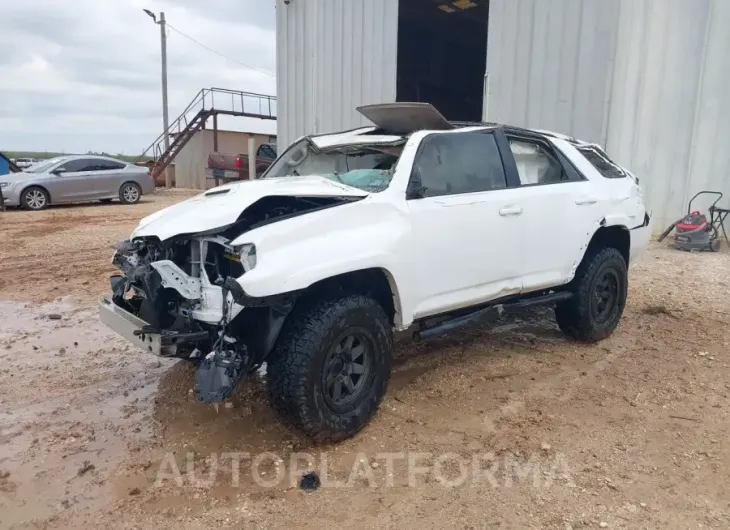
21,186,50,210
555,247,628,342
119,182,141,204
266,294,392,443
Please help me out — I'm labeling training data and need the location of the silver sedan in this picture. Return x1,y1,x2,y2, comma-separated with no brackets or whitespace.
0,155,156,210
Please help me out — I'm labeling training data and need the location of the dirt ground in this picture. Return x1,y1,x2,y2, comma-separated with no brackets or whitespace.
1,192,729,530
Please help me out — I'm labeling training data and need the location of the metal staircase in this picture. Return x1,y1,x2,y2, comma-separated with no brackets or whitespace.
139,88,277,182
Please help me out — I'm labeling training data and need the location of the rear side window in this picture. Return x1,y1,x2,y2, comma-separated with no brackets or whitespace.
508,138,583,185
95,160,126,170
411,132,507,198
577,146,626,179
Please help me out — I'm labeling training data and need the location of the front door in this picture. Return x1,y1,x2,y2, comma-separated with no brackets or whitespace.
405,130,524,320
52,158,99,202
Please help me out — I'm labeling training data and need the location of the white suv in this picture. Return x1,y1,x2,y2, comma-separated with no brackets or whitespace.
14,158,39,169
100,103,652,442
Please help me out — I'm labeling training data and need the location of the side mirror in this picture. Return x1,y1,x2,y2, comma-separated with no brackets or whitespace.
51,167,66,175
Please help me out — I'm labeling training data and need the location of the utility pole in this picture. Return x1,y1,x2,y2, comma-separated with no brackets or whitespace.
159,12,171,188
144,9,171,188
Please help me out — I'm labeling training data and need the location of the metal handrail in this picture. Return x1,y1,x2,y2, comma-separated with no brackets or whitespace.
138,88,277,162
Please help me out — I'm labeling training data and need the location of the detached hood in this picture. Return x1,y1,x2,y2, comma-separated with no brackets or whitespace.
132,176,368,241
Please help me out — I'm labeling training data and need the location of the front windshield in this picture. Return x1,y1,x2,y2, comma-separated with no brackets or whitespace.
264,139,402,193
25,157,67,173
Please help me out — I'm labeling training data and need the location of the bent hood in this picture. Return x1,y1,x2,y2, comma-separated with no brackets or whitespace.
132,176,368,241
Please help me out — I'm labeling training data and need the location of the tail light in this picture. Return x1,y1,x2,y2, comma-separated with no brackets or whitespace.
235,155,243,169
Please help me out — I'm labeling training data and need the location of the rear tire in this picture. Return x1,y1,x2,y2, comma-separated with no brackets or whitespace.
119,182,141,204
21,186,49,211
266,294,392,443
555,247,628,342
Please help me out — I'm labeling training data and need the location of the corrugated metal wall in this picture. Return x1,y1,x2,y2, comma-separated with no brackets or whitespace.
487,0,730,232
276,0,730,234
275,0,399,148
485,0,620,145
606,0,730,232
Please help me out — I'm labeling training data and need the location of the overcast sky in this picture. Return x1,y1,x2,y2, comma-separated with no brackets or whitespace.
0,0,277,155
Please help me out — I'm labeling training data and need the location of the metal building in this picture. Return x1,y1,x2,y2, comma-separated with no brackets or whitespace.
173,129,276,189
276,0,730,232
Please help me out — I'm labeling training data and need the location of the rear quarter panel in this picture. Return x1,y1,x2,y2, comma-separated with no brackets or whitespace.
551,138,651,266
629,217,652,265
128,168,155,194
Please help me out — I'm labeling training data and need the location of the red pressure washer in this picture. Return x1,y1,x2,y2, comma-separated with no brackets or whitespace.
657,191,729,252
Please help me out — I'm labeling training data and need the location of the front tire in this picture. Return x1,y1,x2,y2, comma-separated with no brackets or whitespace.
267,295,392,443
119,182,141,204
555,247,628,342
21,186,49,210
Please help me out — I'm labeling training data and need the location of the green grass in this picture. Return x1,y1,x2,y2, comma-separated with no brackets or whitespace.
3,151,152,163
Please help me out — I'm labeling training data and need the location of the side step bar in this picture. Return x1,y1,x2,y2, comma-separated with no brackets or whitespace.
413,291,573,341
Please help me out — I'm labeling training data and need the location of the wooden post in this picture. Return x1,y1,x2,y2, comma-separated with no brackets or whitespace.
248,134,256,179
213,114,219,151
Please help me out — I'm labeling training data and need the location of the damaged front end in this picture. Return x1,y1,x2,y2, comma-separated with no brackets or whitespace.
99,195,350,403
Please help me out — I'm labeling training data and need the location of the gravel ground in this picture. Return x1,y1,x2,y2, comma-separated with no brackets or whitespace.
1,194,729,529
0,189,197,304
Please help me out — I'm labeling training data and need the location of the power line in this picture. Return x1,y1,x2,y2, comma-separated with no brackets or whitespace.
166,23,275,78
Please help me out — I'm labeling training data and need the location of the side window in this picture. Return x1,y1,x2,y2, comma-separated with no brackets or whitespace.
508,138,581,185
60,159,98,173
411,132,507,198
577,146,626,178
257,144,277,159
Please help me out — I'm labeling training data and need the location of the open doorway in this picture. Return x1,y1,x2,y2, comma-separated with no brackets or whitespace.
396,0,489,122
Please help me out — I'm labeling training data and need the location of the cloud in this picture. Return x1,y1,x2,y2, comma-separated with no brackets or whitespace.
172,0,275,30
0,0,277,154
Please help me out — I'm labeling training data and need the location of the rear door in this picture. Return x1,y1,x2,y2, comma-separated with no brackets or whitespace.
504,133,599,292
404,129,525,319
91,158,128,197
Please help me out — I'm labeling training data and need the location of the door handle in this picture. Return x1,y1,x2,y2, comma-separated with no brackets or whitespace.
575,197,598,205
499,206,523,216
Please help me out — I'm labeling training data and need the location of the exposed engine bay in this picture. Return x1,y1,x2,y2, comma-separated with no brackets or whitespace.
107,195,358,403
